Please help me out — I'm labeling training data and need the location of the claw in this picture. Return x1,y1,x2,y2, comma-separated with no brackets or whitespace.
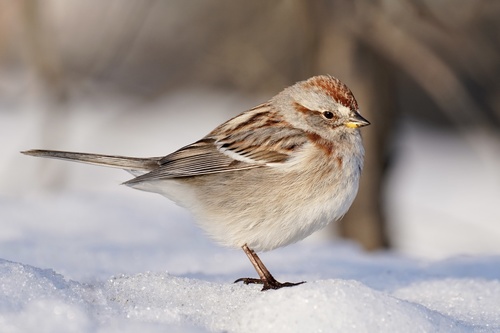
234,277,305,291
237,244,306,291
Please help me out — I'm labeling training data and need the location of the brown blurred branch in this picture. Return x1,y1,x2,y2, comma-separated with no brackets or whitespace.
349,2,489,129
347,1,500,169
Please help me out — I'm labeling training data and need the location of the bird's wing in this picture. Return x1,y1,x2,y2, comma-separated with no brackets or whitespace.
124,110,307,185
124,138,260,185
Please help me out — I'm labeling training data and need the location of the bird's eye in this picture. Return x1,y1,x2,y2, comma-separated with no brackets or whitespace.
322,111,334,119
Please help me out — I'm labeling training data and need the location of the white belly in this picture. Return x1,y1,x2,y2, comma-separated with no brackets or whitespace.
130,159,360,252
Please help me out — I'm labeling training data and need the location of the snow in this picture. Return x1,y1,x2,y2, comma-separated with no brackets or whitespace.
1,89,500,332
386,124,500,259
2,250,500,332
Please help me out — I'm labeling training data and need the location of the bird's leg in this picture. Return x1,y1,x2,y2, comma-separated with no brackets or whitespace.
234,244,305,291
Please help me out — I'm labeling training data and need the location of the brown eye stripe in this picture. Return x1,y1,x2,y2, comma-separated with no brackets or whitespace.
294,103,340,122
294,102,315,115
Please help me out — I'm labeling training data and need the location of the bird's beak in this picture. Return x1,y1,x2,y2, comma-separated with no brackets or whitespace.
345,112,370,128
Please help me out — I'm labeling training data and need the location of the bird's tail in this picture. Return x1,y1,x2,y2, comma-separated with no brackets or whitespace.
22,149,160,171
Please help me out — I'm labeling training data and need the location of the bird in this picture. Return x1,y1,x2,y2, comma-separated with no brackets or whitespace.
22,75,370,290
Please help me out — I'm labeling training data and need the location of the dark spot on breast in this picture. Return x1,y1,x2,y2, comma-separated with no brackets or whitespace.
307,132,334,156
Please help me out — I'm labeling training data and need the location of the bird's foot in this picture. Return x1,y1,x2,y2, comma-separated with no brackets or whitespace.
234,277,305,291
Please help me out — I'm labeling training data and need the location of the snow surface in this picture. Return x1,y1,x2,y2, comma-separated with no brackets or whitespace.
1,89,500,332
1,245,500,333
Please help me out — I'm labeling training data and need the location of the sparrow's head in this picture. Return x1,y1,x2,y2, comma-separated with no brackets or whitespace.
276,75,370,139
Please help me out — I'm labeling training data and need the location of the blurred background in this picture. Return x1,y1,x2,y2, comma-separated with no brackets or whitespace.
0,0,499,259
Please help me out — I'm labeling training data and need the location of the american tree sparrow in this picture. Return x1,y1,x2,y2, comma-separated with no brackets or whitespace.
23,75,370,290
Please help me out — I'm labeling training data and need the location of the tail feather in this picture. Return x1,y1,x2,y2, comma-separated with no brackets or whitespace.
22,149,160,171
